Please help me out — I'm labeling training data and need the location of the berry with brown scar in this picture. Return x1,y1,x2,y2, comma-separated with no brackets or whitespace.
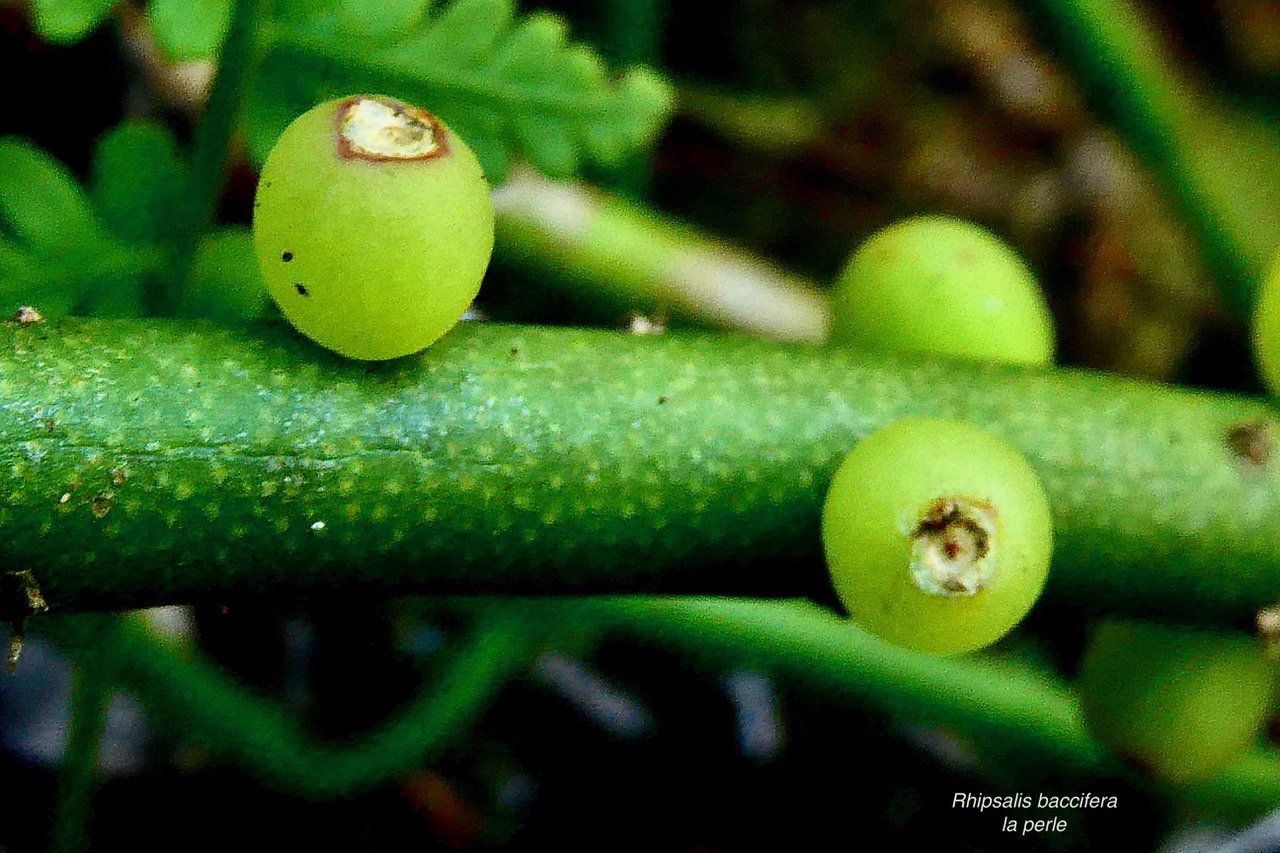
253,95,495,360
821,417,1053,655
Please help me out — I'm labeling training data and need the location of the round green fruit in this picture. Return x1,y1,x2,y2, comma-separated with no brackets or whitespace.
829,215,1055,366
1078,620,1278,783
821,417,1053,655
252,95,494,360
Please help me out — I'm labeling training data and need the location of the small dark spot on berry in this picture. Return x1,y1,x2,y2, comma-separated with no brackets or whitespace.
282,251,294,262
295,283,310,297
658,395,668,405
509,347,520,357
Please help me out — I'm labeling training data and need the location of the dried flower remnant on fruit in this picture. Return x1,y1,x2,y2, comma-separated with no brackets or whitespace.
12,307,42,325
337,97,445,161
910,498,998,596
1227,419,1276,468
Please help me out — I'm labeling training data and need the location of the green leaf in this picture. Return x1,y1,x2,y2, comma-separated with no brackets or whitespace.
79,269,147,318
248,0,674,179
178,228,272,323
336,0,432,41
149,0,232,61
0,239,82,319
0,234,39,285
0,136,166,319
90,121,186,244
272,0,341,23
29,0,117,44
0,138,105,249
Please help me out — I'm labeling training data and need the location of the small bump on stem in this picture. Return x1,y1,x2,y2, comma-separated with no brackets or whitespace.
12,307,43,325
1227,419,1276,469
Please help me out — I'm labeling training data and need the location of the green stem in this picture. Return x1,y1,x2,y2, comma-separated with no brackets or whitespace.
49,621,119,853
598,0,666,197
602,0,664,69
1022,0,1280,317
494,597,1280,821
4,318,1280,622
493,169,830,342
479,596,1110,772
49,596,1276,823
44,611,529,799
166,0,259,314
1179,750,1280,826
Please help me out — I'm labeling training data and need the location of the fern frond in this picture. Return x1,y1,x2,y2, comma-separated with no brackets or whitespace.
248,0,674,180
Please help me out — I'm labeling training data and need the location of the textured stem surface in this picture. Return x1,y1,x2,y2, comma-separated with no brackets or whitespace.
3,318,1279,620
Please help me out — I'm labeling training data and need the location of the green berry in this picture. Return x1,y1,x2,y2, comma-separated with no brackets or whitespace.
1252,252,1280,393
829,215,1055,366
1078,620,1278,783
821,417,1053,655
252,95,495,361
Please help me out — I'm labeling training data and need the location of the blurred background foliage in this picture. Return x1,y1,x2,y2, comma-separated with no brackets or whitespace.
3,0,1280,850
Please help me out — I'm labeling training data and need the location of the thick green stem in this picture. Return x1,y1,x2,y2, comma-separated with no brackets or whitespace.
44,611,529,799
2,318,1280,621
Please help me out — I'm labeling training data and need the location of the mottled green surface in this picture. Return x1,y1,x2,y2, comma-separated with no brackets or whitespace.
1,317,1278,619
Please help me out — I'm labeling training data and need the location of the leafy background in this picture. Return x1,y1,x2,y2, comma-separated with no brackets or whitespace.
2,0,1280,850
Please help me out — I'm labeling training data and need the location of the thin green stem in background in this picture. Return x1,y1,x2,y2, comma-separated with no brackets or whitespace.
1022,0,1280,318
3,319,1280,623
49,620,120,853
459,595,1112,774
556,597,1280,822
598,0,667,197
44,611,530,800
43,598,1280,825
166,0,259,314
493,169,830,342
